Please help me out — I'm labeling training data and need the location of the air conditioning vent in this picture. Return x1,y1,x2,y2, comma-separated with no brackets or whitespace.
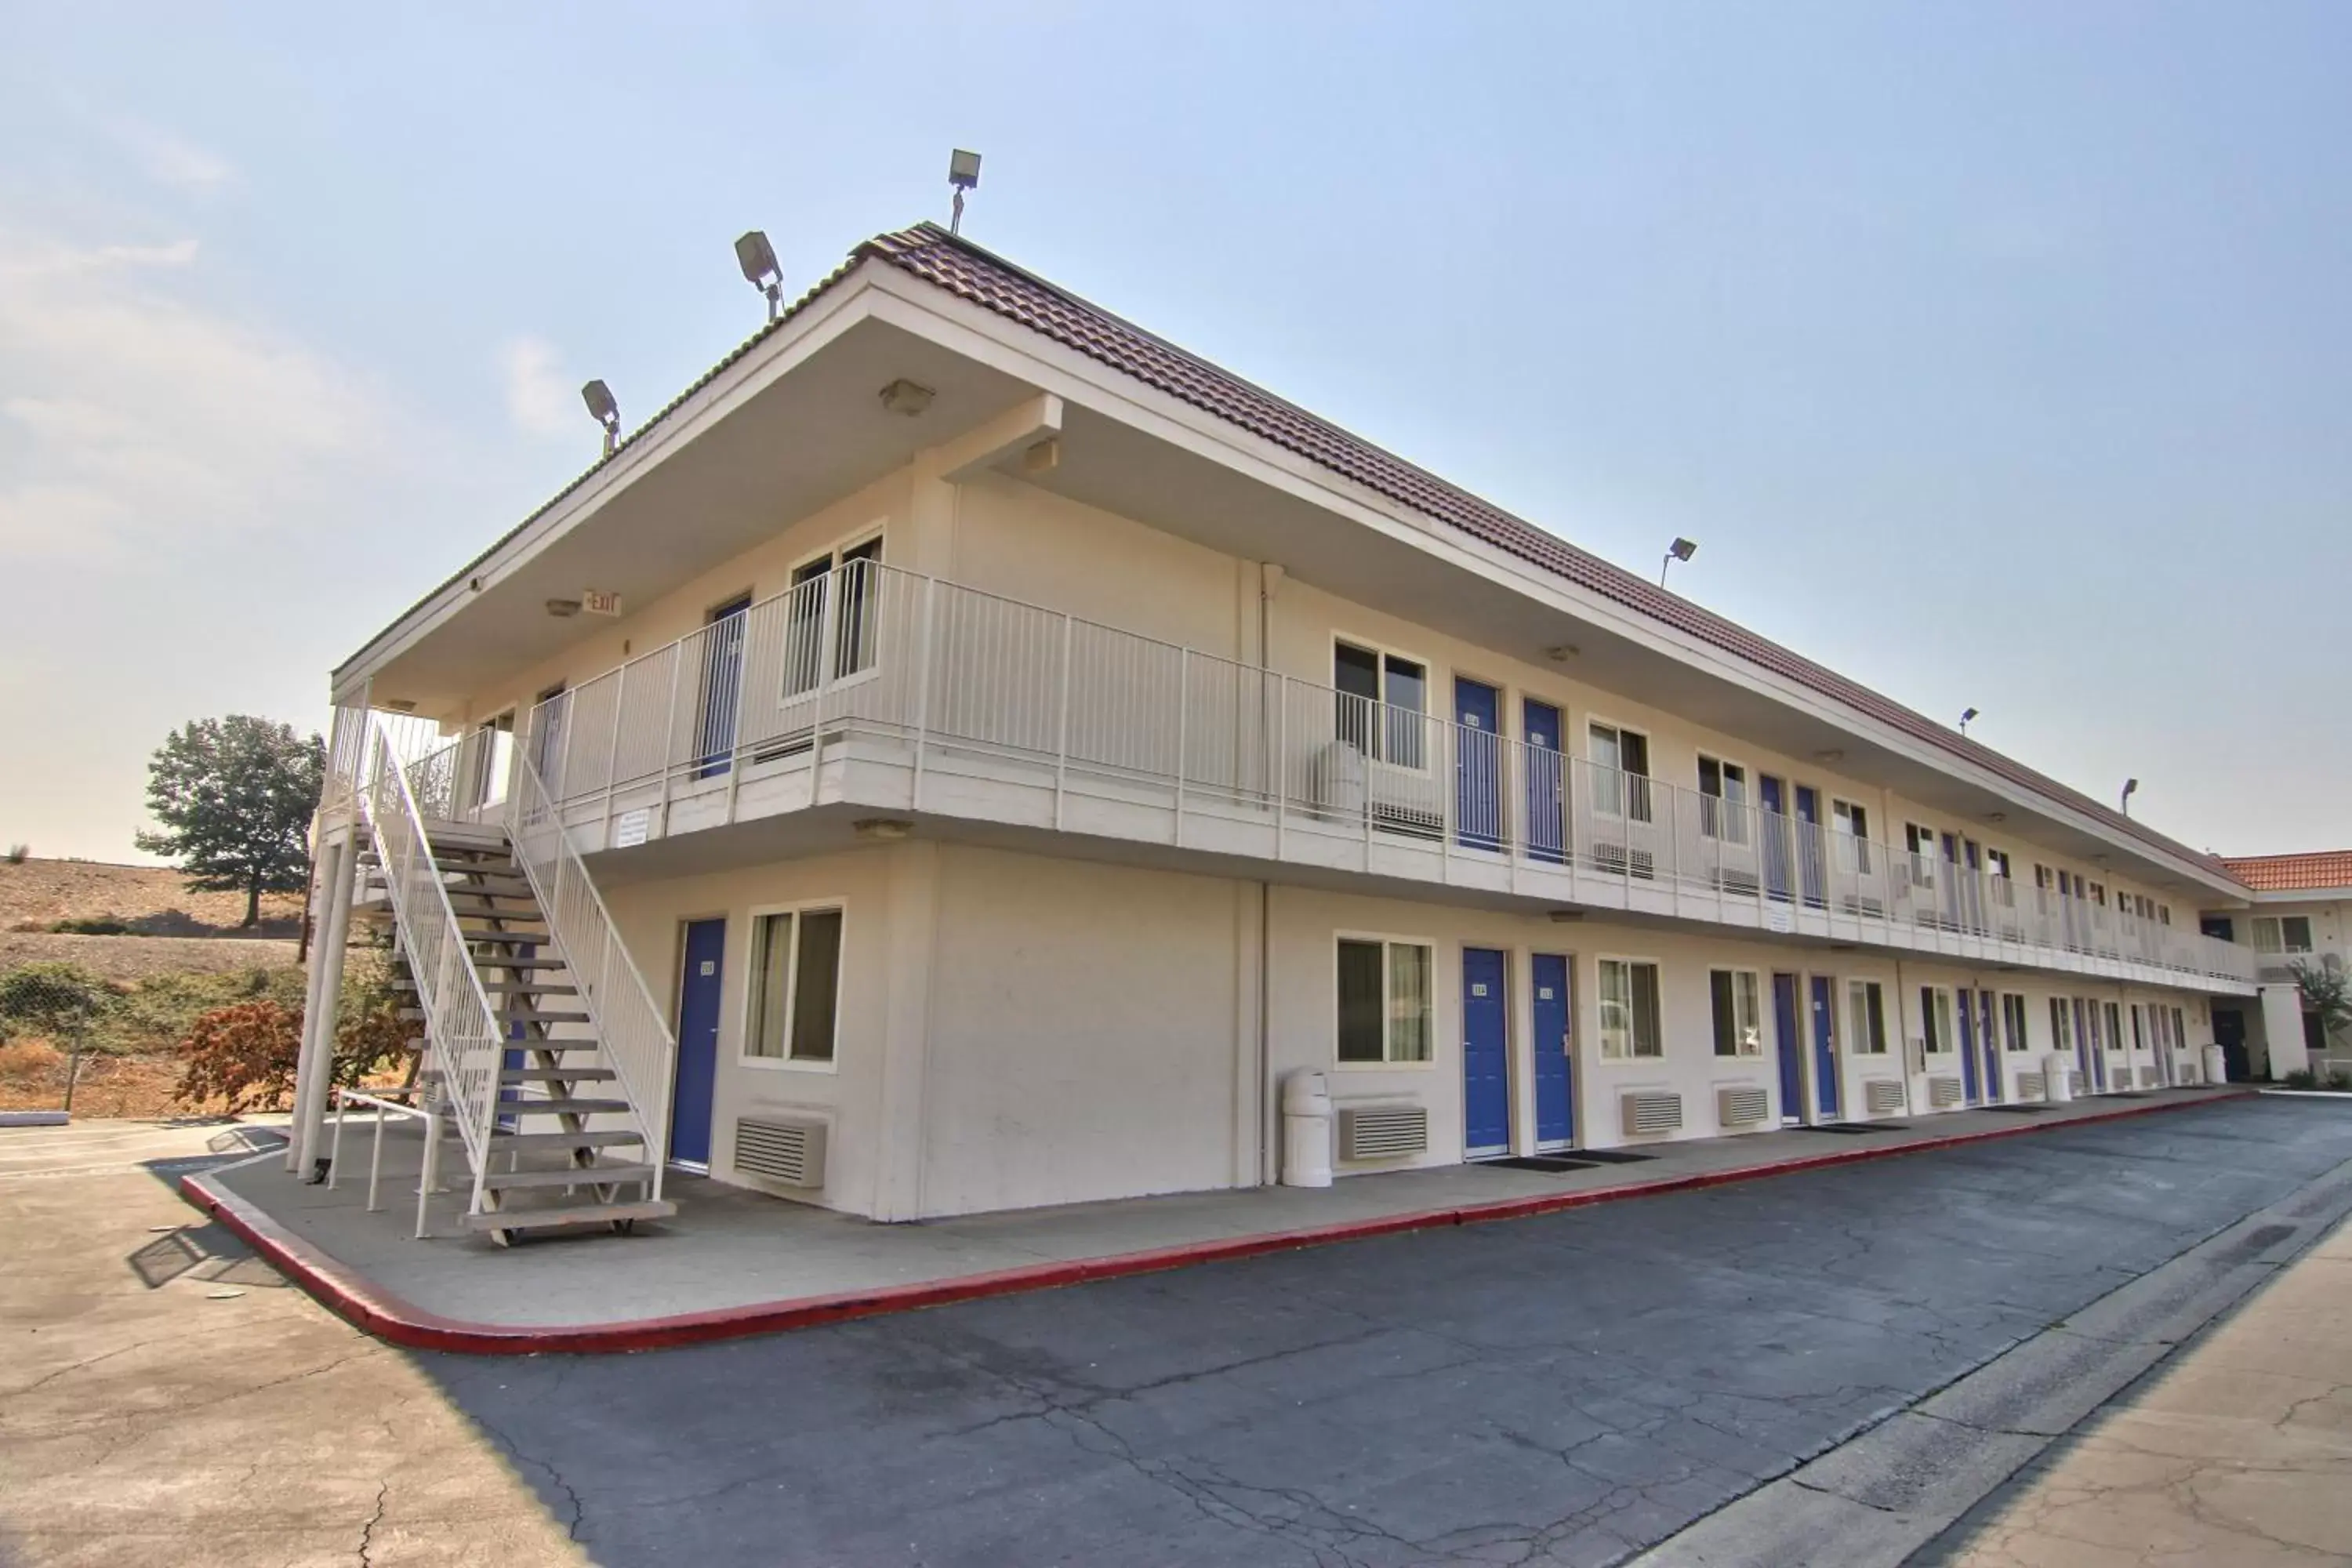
2257,964,2296,985
1928,1076,1964,1109
1715,1086,1769,1127
1338,1104,1427,1161
1864,1079,1905,1115
2139,1065,2160,1089
735,1116,827,1188
2015,1071,2045,1102
1620,1091,1683,1138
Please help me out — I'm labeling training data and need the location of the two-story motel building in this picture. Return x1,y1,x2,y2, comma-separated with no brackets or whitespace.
293,222,2272,1238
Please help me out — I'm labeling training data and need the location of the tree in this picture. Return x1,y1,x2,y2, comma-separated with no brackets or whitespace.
2291,960,2352,1053
135,716,325,928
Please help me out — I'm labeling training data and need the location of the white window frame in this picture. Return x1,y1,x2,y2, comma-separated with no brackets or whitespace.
1595,955,1665,1060
739,898,849,1072
1904,823,1940,887
1847,978,1890,1055
1333,931,1437,1068
1918,984,1956,1055
1697,754,1751,844
1708,967,1765,1057
2001,992,2030,1053
1332,634,1433,775
783,528,887,699
1831,798,1874,875
1586,720,1654,824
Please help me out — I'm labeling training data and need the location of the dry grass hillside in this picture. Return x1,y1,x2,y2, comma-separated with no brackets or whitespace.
1,858,319,1117
0,857,304,938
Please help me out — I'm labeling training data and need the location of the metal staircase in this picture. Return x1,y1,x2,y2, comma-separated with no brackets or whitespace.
345,717,677,1245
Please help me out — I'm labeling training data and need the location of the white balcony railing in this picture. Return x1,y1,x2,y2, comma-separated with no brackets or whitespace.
371,559,2249,990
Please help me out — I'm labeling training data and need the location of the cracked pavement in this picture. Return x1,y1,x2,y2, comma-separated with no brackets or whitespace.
0,1120,583,1568
408,1097,2352,1567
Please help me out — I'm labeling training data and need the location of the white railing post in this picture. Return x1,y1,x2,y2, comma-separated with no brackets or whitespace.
910,575,938,810
1054,612,1074,831
803,577,838,812
1172,646,1188,846
1272,673,1287,859
657,648,683,829
601,661,627,847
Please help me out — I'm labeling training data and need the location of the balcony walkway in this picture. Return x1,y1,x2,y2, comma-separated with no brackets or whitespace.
187,1087,2245,1351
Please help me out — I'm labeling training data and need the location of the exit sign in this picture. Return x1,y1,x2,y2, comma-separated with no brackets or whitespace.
583,588,622,617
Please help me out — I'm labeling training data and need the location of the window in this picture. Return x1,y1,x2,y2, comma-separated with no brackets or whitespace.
2089,881,2107,908
2159,905,2172,927
1906,824,1939,885
1334,642,1427,768
1598,959,1664,1058
1697,757,1750,843
1709,969,1764,1056
785,535,884,696
2171,1006,2187,1051
746,906,845,1062
2130,1005,2147,1052
1986,848,2015,906
2049,997,2072,1052
1832,800,1873,873
2251,915,2315,955
1587,723,1653,823
1847,980,1889,1054
2001,993,2031,1052
1919,986,1955,1054
1336,938,1432,1063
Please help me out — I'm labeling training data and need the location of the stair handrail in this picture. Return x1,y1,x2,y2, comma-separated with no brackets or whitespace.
504,745,677,1198
354,717,505,1214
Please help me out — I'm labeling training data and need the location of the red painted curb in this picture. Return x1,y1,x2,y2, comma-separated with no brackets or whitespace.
180,1089,2254,1356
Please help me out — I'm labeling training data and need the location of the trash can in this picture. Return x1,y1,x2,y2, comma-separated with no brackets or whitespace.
2045,1053,2075,1104
1281,1069,1334,1188
2201,1043,2227,1087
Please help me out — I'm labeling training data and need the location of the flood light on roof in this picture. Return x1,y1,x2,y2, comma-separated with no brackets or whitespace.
581,379,620,457
947,148,982,234
1959,706,1979,734
735,230,783,321
1659,536,1698,587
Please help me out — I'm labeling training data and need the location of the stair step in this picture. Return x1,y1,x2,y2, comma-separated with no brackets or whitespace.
393,978,577,996
502,1097,633,1116
500,1066,615,1083
481,1163,656,1192
464,1198,674,1236
489,1128,645,1150
471,956,570,971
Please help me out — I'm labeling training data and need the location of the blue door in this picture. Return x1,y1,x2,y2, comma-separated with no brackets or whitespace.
671,919,725,1166
1957,988,1982,1103
1809,975,1840,1117
1455,680,1503,851
1462,948,1510,1155
1795,787,1825,909
1523,699,1566,864
1532,953,1573,1145
1759,777,1791,903
695,596,752,779
1979,992,2003,1104
1772,974,1802,1121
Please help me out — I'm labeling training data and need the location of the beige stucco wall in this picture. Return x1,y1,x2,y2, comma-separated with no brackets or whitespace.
420,452,2221,931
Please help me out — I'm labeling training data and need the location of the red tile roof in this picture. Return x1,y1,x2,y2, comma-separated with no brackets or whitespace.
859,224,2241,886
2220,851,2352,893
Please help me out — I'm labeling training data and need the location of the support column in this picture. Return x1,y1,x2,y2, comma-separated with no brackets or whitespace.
293,837,358,1178
2258,982,2310,1081
869,839,942,1220
286,834,339,1172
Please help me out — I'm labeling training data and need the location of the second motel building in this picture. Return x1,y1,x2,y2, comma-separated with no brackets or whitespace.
338,223,2266,1223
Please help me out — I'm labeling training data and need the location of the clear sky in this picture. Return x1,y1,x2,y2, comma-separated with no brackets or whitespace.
2,2,2346,866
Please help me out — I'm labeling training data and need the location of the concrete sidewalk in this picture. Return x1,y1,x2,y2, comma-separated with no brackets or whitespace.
183,1087,2243,1352
1926,1210,2352,1566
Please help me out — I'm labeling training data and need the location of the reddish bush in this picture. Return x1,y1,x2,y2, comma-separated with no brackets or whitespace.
173,998,413,1113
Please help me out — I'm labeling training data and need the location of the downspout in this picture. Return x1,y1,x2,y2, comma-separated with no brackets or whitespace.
1257,562,1284,1185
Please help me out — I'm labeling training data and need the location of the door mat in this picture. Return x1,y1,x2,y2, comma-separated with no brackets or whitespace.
1562,1148,1659,1164
1807,1122,1902,1134
1476,1155,1601,1174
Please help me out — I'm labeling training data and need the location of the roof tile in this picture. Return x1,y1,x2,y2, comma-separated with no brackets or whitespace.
2220,851,2352,893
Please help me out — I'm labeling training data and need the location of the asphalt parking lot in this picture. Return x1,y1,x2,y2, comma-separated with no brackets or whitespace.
407,1095,2352,1567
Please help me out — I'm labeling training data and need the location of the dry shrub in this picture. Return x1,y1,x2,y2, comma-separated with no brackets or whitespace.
0,1036,62,1082
172,997,412,1114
